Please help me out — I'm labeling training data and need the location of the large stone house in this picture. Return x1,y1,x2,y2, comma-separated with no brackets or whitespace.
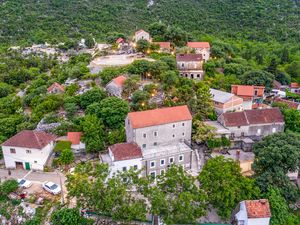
176,54,204,80
210,88,244,114
105,75,127,98
134,29,151,42
1,130,56,171
186,42,210,61
218,108,284,138
232,199,271,225
231,85,265,109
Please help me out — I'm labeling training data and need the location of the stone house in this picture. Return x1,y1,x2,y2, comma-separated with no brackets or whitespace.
210,88,244,114
134,29,151,42
105,75,127,98
232,199,271,225
153,42,171,53
186,42,210,61
218,108,285,138
1,130,56,171
290,82,300,94
231,85,265,109
47,82,65,94
176,54,204,80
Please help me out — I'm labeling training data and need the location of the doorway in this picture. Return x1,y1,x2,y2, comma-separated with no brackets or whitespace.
15,161,24,169
25,162,30,170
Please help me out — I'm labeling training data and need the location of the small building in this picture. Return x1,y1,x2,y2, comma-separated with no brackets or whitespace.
67,132,85,150
274,98,300,110
105,75,127,98
176,54,204,80
47,82,65,94
218,108,285,138
153,42,171,52
116,37,125,44
290,82,300,94
187,42,210,61
232,199,271,225
1,130,56,170
210,88,243,114
134,29,151,42
231,85,265,109
101,143,143,178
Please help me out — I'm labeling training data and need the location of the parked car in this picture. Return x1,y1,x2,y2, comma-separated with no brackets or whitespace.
17,179,32,189
42,181,61,195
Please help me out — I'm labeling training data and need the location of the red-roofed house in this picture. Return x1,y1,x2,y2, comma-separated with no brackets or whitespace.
153,42,171,52
105,75,127,98
218,108,284,138
67,132,85,150
274,98,300,110
290,82,300,94
116,37,125,44
176,54,204,80
187,42,211,61
233,199,271,225
134,29,151,42
47,82,65,94
1,130,56,170
102,143,143,178
231,85,265,109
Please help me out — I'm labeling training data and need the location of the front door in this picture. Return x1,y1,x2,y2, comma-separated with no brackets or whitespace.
25,162,30,170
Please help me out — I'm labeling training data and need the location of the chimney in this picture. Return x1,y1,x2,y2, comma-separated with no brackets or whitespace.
236,150,240,162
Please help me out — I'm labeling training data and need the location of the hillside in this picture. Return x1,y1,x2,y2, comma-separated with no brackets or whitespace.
0,0,300,45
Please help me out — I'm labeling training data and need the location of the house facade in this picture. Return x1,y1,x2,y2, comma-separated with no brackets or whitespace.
105,75,127,98
47,82,65,94
232,199,271,225
1,130,56,171
210,88,244,114
218,108,284,138
176,54,204,80
153,42,171,53
187,42,210,61
134,29,151,42
231,85,265,109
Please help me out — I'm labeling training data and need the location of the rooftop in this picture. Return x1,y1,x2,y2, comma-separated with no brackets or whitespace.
128,105,192,129
109,143,142,161
187,42,210,49
290,82,300,88
210,88,235,103
274,98,300,109
111,75,127,87
245,199,271,218
47,82,64,92
135,29,148,35
176,54,203,62
67,132,82,145
154,42,171,50
231,85,265,97
1,130,56,149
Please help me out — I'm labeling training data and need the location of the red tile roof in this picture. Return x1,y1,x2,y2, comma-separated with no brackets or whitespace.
116,37,124,44
231,85,265,97
112,75,127,87
222,108,284,127
109,143,142,161
176,54,203,62
128,105,192,129
290,82,300,88
187,42,210,49
245,199,271,218
1,130,56,149
47,82,64,92
274,98,300,109
135,29,148,35
67,132,82,145
154,42,171,50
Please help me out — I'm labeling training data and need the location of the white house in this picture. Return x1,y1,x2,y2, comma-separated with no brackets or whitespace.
134,29,151,42
1,130,56,171
101,143,143,178
233,199,271,225
187,42,211,61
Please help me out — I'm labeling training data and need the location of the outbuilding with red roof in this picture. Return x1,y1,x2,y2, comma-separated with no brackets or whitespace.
105,75,127,98
47,82,65,94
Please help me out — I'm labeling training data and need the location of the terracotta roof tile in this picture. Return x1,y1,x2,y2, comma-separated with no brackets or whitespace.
187,42,210,49
110,143,142,161
47,82,65,92
231,85,265,97
112,75,127,87
135,29,148,35
128,105,192,129
274,98,300,109
116,38,124,44
222,108,284,127
176,54,203,62
154,42,171,50
290,82,300,88
67,132,82,145
245,199,271,218
1,130,56,149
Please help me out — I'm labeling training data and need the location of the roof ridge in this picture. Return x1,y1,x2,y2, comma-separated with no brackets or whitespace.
33,130,43,148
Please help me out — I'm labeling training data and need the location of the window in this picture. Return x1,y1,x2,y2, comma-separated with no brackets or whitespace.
172,124,175,128
237,126,241,129
150,171,156,179
160,159,165,166
181,63,184,68
182,132,185,136
182,123,185,126
254,90,258,96
154,142,157,146
154,131,158,137
197,74,200,78
272,127,276,133
257,129,261,135
133,165,138,170
169,157,174,164
10,148,16,154
26,150,31,154
160,169,165,175
241,132,245,137
122,167,127,172
143,133,147,138
150,161,156,168
142,144,146,148
34,161,37,163
172,134,175,138
179,155,184,162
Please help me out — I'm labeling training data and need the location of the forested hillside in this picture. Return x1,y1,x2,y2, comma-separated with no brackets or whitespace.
0,0,299,46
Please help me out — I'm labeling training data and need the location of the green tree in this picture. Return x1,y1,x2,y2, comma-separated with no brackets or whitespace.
51,208,92,225
0,179,19,197
242,70,275,91
148,22,168,41
79,88,107,109
282,108,300,132
160,70,179,90
192,119,216,144
130,90,150,111
84,36,95,49
122,75,140,98
0,82,14,98
59,148,75,166
81,115,105,152
199,156,260,219
99,67,125,85
285,61,300,81
136,39,150,54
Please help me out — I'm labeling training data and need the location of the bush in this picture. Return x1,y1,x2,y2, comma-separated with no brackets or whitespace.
0,179,19,196
54,141,72,152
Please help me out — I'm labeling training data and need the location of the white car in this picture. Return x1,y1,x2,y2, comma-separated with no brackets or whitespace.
17,179,33,189
42,181,61,195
